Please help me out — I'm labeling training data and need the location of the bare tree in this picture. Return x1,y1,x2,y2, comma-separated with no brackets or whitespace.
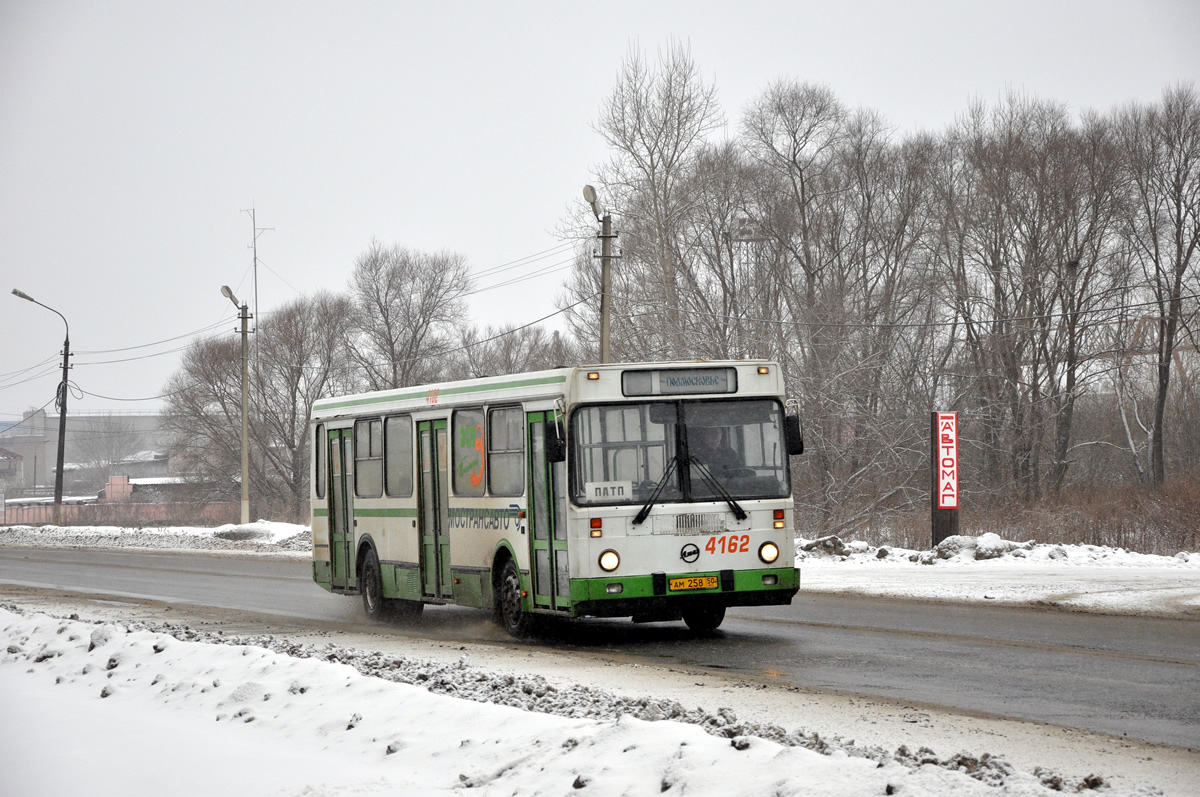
594,40,723,354
348,240,473,390
452,323,578,377
1114,85,1200,485
164,292,356,522
251,292,356,521
162,335,243,508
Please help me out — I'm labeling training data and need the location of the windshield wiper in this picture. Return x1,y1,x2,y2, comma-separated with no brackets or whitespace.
690,459,748,520
633,455,679,525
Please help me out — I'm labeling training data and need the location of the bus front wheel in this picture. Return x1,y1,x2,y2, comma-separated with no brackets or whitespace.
496,558,534,637
683,605,725,633
360,548,389,621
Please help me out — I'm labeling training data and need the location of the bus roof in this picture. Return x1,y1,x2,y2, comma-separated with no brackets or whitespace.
310,360,784,420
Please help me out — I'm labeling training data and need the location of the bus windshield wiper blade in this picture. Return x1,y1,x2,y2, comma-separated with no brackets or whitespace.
633,455,679,525
691,459,747,520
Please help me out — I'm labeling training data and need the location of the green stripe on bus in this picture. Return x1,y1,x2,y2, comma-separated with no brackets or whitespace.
314,374,568,412
312,506,417,518
353,507,420,518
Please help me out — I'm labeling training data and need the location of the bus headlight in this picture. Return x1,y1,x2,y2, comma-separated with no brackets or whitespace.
598,549,620,572
758,542,780,564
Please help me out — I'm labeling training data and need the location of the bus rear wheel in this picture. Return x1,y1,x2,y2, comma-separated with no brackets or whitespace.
496,558,534,637
683,605,726,633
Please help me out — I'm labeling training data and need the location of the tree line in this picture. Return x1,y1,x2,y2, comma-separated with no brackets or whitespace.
163,241,575,522
561,45,1199,540
166,44,1199,545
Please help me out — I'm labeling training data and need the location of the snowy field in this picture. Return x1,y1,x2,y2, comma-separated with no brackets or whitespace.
2,522,1199,796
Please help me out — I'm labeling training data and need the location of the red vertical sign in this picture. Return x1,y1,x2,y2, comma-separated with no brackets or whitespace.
936,412,958,509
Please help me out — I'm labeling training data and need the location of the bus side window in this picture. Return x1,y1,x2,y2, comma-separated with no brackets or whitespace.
354,418,383,498
452,408,487,496
314,423,325,499
488,407,524,496
385,415,414,497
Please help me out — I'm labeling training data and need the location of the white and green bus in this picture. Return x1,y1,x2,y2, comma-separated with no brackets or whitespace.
310,360,803,635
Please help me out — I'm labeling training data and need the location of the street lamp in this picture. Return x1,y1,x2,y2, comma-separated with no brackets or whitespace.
221,285,251,524
582,185,615,363
11,288,70,526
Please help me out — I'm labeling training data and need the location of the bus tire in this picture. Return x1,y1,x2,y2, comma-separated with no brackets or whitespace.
360,548,390,621
683,605,725,633
496,558,534,637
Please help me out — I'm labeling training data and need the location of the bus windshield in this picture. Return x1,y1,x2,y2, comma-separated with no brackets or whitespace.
571,398,790,506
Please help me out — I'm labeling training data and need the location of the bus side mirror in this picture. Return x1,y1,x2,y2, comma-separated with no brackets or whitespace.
546,421,566,463
785,415,804,456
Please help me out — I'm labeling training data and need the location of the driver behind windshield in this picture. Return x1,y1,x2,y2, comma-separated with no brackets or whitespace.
689,426,740,474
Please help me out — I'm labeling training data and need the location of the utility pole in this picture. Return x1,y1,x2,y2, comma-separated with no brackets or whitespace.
599,211,613,363
11,289,70,525
583,185,617,363
222,286,252,524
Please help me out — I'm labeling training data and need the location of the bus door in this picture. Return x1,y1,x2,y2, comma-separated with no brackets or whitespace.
327,428,355,591
417,419,452,598
528,411,570,610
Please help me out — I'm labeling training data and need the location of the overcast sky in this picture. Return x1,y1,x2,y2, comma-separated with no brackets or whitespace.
2,0,1197,422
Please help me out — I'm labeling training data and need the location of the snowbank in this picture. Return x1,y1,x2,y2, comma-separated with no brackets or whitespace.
796,531,1198,567
0,520,311,554
0,606,1099,796
795,532,1200,616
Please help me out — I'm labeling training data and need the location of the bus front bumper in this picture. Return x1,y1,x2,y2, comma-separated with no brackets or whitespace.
570,567,799,620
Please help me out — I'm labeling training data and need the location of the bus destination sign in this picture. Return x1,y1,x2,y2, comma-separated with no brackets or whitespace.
622,367,737,396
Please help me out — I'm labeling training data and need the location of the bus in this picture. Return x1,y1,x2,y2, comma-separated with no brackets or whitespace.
310,360,803,636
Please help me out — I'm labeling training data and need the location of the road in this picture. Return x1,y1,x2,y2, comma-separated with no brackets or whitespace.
1,546,1197,750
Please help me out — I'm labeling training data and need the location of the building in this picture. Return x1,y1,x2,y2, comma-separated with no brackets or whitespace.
0,408,173,493
0,447,23,491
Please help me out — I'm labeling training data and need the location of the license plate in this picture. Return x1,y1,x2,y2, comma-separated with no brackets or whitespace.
669,575,718,591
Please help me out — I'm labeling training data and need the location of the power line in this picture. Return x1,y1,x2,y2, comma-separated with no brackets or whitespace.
471,242,576,280
0,364,61,392
607,291,1200,331
79,388,184,403
0,397,57,434
73,319,229,355
467,254,578,296
0,354,59,381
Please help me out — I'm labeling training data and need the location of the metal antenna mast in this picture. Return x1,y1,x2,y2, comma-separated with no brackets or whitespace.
241,205,273,330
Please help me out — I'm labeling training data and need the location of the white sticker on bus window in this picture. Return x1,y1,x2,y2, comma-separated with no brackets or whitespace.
585,481,633,501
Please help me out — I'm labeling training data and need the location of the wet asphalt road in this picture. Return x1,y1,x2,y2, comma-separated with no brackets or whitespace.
1,546,1197,749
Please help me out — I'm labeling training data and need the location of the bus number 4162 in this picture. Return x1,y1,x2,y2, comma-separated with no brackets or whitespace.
705,534,750,555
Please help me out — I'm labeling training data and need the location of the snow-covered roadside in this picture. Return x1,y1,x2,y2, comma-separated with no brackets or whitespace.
0,520,312,556
0,605,1133,797
795,532,1200,617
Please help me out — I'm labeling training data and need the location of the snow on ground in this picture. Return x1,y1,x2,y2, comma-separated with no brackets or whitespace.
0,605,1116,797
796,532,1200,617
1,523,1199,795
0,520,312,554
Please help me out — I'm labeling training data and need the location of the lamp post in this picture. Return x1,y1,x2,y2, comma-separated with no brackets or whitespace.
221,285,251,524
582,185,615,363
11,289,70,526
